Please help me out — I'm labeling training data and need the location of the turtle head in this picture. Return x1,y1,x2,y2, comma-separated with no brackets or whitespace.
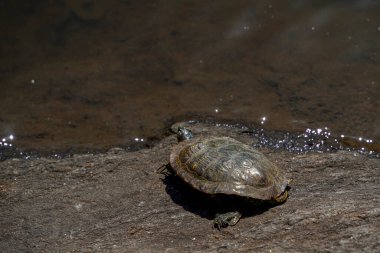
272,189,289,203
177,127,194,142
272,180,292,204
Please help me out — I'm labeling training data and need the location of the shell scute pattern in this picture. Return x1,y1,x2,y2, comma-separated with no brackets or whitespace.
170,136,288,200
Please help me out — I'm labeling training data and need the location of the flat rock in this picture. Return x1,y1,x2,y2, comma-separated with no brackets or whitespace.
0,122,379,252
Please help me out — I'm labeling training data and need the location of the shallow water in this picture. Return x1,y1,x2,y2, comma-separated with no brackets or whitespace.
0,0,379,157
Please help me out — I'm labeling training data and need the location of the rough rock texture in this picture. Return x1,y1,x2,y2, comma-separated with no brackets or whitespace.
0,123,379,252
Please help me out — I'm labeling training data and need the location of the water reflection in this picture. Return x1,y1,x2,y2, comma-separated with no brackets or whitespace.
0,134,17,161
1,120,378,161
252,124,379,158
0,134,14,147
0,1,378,154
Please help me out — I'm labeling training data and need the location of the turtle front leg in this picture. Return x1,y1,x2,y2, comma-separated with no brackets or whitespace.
213,211,242,230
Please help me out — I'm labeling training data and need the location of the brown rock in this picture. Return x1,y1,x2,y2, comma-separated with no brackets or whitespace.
0,122,379,252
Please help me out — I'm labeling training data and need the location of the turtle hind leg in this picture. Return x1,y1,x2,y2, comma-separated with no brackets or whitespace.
213,211,242,230
156,163,173,176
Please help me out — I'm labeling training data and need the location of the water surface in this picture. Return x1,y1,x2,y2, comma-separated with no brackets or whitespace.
0,0,379,156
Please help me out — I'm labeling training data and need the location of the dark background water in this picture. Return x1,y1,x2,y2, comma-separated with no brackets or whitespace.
0,0,379,155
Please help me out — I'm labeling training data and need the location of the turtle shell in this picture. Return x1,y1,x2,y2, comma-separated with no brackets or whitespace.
170,136,288,200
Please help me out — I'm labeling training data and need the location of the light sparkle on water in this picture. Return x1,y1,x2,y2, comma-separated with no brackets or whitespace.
260,116,267,125
251,124,378,157
0,134,15,147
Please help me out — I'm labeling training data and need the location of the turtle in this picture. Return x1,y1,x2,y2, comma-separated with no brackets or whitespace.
167,126,290,229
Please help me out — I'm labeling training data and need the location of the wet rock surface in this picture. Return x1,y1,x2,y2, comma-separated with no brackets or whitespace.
0,122,379,252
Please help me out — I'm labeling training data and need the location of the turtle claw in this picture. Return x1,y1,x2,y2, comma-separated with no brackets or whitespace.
213,211,242,230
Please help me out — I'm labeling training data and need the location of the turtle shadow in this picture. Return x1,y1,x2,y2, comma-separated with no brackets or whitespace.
161,172,279,222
